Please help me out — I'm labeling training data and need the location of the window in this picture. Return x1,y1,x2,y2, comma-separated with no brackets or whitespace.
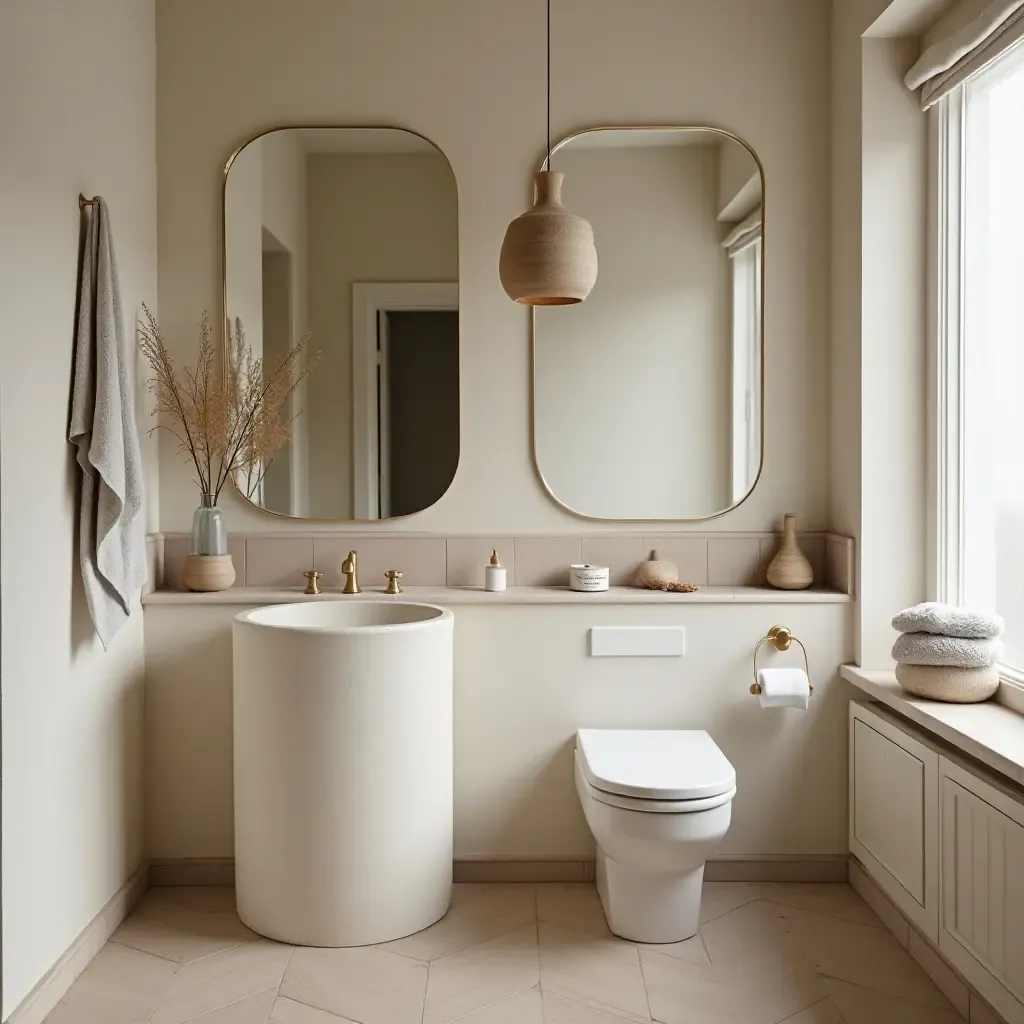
934,39,1024,679
726,213,762,505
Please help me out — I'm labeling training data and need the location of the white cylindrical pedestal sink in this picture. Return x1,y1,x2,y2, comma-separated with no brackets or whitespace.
233,600,454,946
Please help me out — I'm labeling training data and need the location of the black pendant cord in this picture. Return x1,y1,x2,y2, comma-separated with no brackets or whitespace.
546,0,552,171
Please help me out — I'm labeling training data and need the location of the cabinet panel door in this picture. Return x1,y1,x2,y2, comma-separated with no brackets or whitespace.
849,703,939,939
853,719,925,899
940,768,1024,1021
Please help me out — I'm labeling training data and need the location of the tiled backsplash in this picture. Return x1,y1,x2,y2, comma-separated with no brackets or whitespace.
151,532,855,595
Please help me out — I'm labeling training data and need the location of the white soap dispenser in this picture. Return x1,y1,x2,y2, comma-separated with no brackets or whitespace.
485,549,507,592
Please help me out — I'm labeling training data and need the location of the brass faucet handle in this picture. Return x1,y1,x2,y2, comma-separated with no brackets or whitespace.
303,570,323,595
341,549,361,594
384,570,404,596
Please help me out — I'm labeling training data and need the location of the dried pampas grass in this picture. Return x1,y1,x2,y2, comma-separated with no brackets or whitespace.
139,305,318,501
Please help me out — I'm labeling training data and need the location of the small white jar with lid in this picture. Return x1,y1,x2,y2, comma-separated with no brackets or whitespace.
484,549,507,592
569,564,610,592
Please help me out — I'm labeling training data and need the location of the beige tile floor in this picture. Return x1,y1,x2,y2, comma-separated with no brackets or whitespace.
43,881,967,1024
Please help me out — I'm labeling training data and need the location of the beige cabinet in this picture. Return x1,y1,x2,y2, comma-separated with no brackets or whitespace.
939,756,1024,1024
849,701,940,940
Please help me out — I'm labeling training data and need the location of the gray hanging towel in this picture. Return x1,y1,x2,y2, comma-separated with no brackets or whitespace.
68,197,147,649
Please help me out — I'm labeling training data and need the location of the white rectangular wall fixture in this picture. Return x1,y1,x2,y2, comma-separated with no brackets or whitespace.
589,626,686,657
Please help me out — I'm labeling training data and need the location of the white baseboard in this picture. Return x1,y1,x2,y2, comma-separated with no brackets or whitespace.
5,864,147,1024
147,855,848,887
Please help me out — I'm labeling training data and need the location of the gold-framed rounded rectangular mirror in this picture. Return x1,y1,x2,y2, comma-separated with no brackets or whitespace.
532,126,764,521
223,126,459,521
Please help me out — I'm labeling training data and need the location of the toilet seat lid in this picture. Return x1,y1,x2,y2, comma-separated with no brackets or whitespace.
576,729,735,801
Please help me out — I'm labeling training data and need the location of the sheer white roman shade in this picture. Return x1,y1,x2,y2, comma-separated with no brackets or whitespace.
906,0,1024,108
721,209,762,257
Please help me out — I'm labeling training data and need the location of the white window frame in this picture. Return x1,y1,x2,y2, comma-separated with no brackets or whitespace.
728,234,762,504
930,74,1024,708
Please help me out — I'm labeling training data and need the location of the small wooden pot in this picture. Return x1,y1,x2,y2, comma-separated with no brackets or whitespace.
183,554,236,592
766,514,813,590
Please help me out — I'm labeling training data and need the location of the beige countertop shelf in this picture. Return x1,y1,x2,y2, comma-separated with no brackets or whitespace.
841,665,1024,788
144,584,852,606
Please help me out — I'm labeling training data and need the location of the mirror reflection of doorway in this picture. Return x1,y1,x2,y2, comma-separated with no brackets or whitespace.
377,310,459,518
352,282,458,520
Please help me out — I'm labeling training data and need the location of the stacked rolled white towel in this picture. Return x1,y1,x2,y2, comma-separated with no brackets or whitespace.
890,602,1003,703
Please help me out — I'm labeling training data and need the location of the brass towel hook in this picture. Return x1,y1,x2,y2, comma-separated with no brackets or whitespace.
79,194,97,211
751,625,812,695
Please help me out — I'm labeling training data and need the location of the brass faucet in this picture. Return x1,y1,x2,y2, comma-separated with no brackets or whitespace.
341,550,361,594
384,570,403,595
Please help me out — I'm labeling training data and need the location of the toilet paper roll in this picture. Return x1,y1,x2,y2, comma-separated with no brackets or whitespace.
756,667,810,710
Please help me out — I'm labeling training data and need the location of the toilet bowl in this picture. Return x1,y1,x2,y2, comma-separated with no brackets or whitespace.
574,729,736,943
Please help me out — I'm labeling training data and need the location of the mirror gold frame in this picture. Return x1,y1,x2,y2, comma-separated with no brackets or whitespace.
530,125,766,523
221,125,460,522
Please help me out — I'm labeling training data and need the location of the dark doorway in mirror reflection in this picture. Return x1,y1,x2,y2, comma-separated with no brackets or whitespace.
378,310,459,518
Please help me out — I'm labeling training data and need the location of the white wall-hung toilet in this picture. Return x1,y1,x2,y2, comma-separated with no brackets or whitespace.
575,729,736,943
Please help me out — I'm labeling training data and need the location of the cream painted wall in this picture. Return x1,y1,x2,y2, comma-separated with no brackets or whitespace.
534,144,731,518
0,0,156,1015
156,0,830,533
831,0,929,666
305,152,458,518
224,138,264,361
145,602,853,862
717,139,760,218
258,130,309,515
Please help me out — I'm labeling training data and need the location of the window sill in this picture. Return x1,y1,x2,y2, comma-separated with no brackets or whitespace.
841,665,1024,789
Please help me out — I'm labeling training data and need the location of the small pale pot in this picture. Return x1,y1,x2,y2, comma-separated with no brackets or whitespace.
183,554,236,592
636,550,678,588
766,514,813,590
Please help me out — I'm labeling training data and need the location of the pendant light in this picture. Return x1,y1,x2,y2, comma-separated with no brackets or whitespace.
499,0,597,305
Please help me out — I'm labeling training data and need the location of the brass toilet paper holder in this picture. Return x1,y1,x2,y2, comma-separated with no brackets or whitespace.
751,625,813,695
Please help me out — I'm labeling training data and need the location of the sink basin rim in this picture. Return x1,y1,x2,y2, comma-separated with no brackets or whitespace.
236,600,452,635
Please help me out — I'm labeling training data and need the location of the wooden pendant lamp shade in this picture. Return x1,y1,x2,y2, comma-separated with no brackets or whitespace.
498,0,597,305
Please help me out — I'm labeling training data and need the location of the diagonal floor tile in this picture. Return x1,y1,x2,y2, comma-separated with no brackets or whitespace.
772,905,955,1009
539,923,650,1023
699,899,805,972
639,947,827,1024
543,990,647,1024
281,944,427,1024
113,890,256,964
824,978,966,1023
634,931,709,966
58,942,179,1024
269,996,356,1023
184,988,278,1022
454,986,544,1024
151,940,292,1024
537,884,612,938
424,924,539,1024
780,998,846,1023
378,885,536,960
697,882,764,924
450,883,511,907
145,886,239,915
755,883,885,927
42,1003,116,1024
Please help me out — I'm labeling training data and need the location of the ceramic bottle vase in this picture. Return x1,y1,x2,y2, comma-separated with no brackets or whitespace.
182,493,236,592
766,513,814,590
